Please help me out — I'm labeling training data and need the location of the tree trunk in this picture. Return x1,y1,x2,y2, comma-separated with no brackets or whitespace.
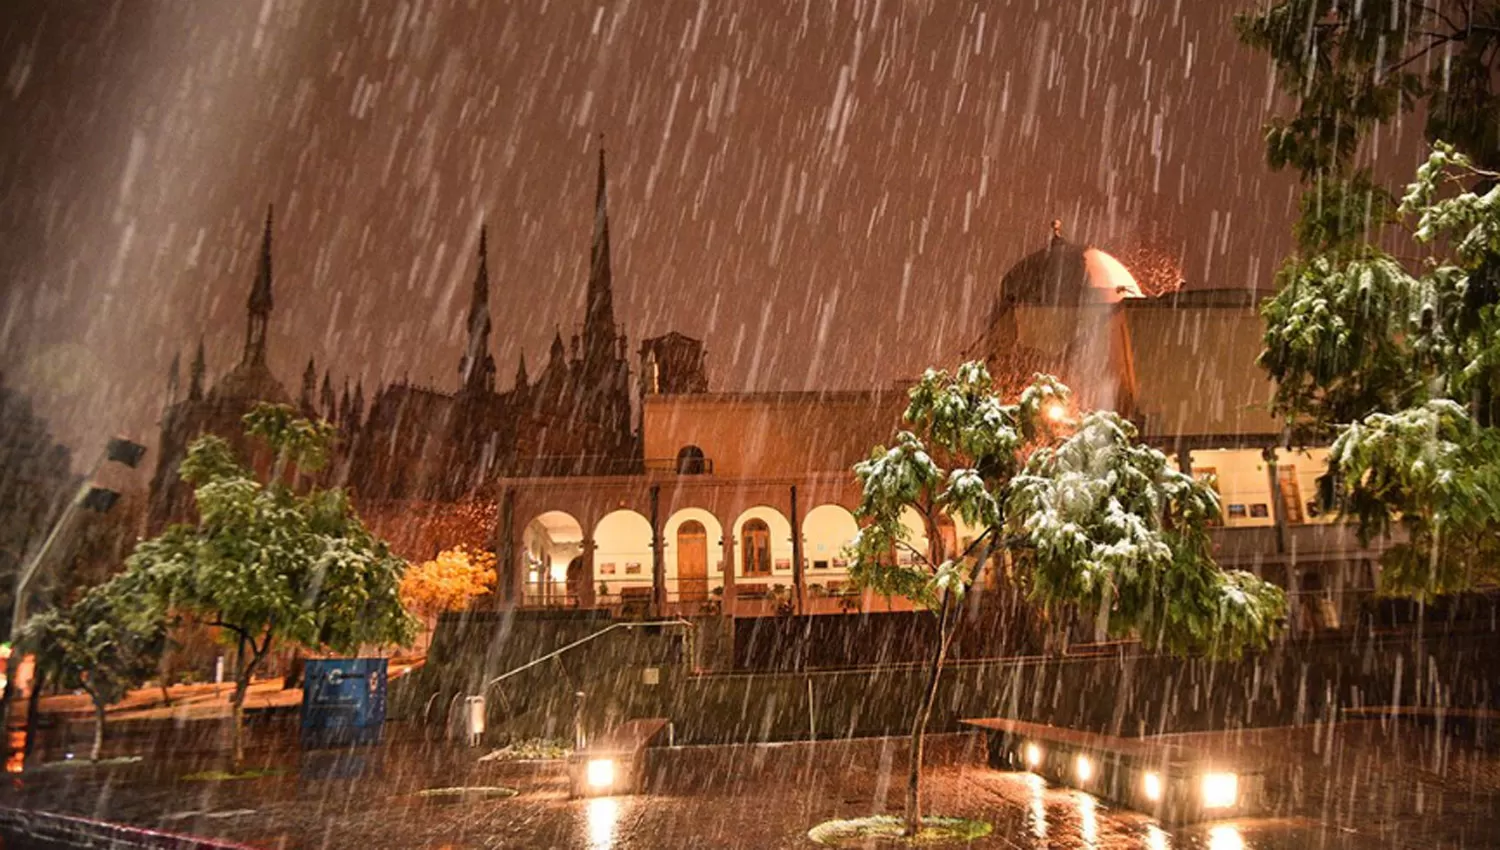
90,700,106,762
23,669,46,766
904,592,955,836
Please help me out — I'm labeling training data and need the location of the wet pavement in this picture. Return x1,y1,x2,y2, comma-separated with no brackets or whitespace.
2,721,1498,848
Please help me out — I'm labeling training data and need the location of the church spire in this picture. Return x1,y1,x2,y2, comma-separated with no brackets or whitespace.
166,351,181,407
458,224,495,394
515,352,529,392
583,137,618,372
299,356,317,415
244,205,274,366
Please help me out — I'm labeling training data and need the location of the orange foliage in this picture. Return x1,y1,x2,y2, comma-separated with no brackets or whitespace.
399,545,498,620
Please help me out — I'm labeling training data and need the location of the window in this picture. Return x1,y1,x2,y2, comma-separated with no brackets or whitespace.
676,445,707,475
741,519,771,576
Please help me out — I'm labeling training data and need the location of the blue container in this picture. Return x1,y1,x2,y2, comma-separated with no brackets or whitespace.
301,658,388,748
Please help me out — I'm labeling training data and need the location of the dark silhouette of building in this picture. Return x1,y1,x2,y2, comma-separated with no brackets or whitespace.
147,145,698,532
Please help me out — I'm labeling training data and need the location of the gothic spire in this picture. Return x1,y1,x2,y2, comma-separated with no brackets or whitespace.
244,205,275,366
549,329,566,365
299,356,317,415
458,224,495,394
320,370,335,419
583,137,618,370
188,338,206,401
515,352,529,391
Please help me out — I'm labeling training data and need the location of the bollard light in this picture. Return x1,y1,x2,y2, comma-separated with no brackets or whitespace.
587,758,616,790
1023,743,1043,770
1074,754,1094,783
1143,771,1162,802
1201,772,1238,809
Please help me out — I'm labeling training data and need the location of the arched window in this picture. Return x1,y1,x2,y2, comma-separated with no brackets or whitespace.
676,445,707,475
741,519,771,576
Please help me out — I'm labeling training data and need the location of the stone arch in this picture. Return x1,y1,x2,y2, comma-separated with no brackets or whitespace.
731,506,793,584
664,507,724,600
593,509,654,595
523,510,584,604
803,504,858,582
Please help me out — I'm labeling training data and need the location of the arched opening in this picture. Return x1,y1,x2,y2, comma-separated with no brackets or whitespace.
803,504,859,587
742,519,771,577
732,507,793,589
523,511,584,606
676,445,707,474
593,509,654,601
898,505,931,566
664,507,724,602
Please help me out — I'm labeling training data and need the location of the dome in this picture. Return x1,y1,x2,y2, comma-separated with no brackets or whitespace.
998,236,1144,307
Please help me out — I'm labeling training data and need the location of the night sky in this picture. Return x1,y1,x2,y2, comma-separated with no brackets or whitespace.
0,1,1421,469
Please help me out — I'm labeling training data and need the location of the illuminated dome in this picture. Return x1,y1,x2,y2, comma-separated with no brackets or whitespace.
998,228,1144,307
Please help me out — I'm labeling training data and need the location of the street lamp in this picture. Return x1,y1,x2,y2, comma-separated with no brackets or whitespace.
9,436,148,642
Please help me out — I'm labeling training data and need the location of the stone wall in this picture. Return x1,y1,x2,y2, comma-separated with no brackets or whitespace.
413,609,1500,747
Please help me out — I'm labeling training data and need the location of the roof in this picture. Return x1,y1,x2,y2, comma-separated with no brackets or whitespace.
206,360,291,406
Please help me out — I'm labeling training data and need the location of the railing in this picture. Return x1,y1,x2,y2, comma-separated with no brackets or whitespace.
516,455,643,477
644,457,715,475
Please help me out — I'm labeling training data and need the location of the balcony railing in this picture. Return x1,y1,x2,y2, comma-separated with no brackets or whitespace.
644,457,715,475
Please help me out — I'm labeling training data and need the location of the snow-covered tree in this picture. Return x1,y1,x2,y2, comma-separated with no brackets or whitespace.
18,572,166,762
848,363,1284,836
1261,144,1500,598
125,403,415,771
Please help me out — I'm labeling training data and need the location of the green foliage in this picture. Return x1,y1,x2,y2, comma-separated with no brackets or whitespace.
1236,1,1499,177
19,573,166,718
1261,143,1500,598
129,404,416,660
849,363,1285,657
122,403,414,768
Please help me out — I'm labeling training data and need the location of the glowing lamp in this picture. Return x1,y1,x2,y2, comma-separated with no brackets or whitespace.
586,758,616,790
1074,754,1094,783
1201,772,1237,809
1023,743,1043,769
1142,771,1162,802
1046,403,1067,422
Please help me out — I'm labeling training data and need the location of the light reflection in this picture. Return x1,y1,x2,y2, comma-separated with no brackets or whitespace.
587,796,620,850
4,730,24,774
1145,824,1171,850
1026,772,1047,839
1208,824,1245,850
1077,792,1098,848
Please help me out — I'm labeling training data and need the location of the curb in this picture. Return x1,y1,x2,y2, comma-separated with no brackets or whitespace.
0,807,263,849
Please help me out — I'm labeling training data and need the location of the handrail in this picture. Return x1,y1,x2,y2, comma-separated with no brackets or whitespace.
480,618,694,694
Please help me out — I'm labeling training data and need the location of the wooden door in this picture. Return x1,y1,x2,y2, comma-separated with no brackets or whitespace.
677,521,708,601
1277,466,1304,525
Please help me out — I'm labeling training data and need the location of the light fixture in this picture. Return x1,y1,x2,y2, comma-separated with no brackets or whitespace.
1201,772,1238,809
587,758,616,790
1074,754,1094,783
1046,403,1067,422
1023,743,1043,769
1142,771,1162,802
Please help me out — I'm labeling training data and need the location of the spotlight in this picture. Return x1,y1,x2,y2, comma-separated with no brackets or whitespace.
1023,743,1043,769
1201,772,1238,809
1142,771,1162,802
587,758,615,790
1074,754,1094,783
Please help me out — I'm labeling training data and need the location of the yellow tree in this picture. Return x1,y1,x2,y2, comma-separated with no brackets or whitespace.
400,546,497,636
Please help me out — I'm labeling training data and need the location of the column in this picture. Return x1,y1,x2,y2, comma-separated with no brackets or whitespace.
582,538,598,609
650,485,666,616
790,485,806,615
721,531,737,617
